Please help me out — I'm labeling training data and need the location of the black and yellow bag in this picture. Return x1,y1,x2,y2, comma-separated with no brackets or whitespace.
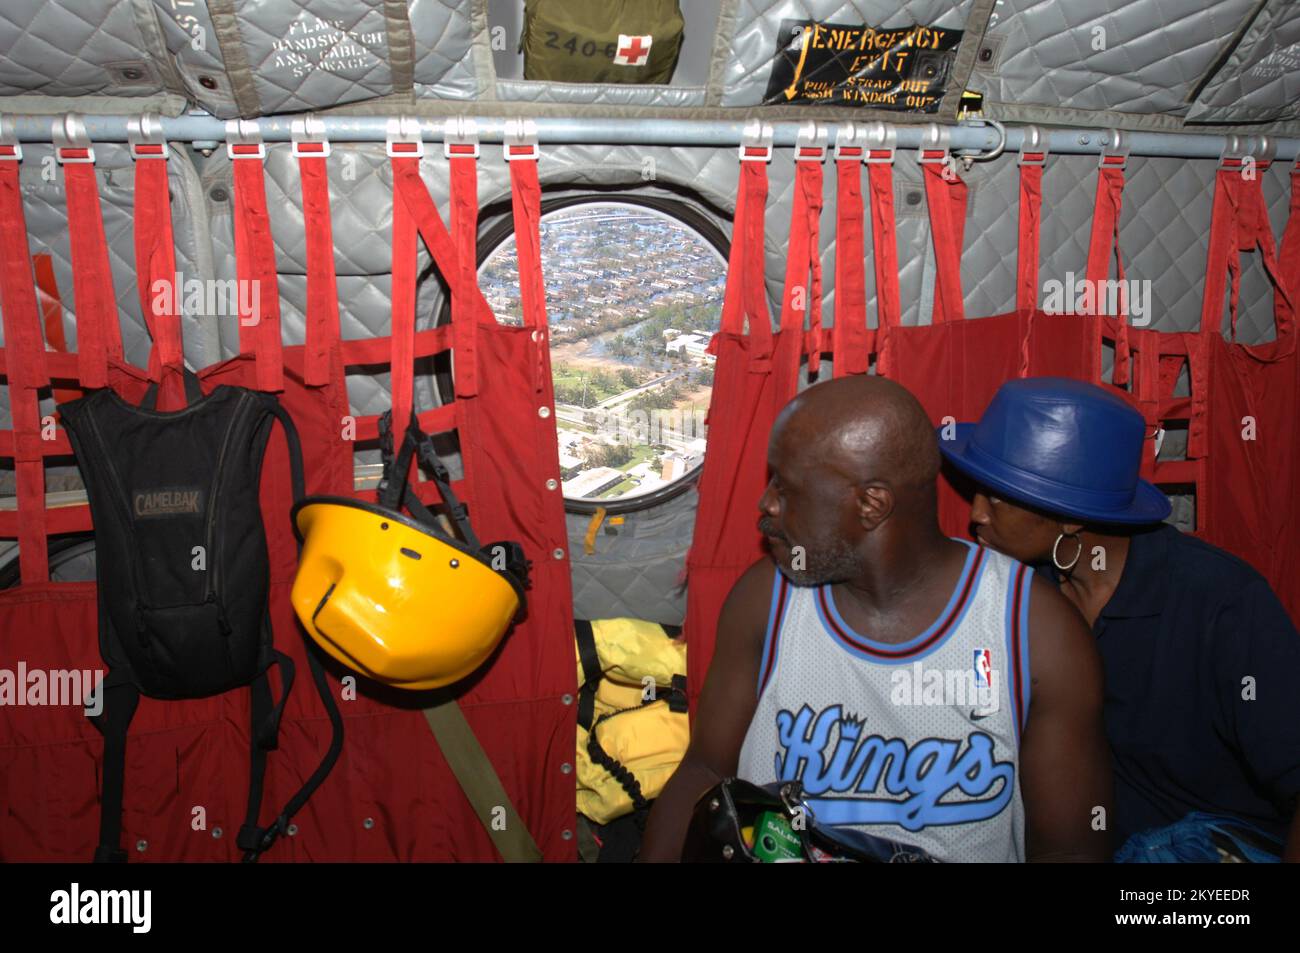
522,0,685,84
575,618,689,824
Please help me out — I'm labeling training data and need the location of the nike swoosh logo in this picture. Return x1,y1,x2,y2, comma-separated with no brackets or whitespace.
969,709,994,721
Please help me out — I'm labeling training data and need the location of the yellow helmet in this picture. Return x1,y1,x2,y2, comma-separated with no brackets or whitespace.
290,412,529,691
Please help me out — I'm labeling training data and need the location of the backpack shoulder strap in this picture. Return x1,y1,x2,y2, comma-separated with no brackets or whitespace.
91,671,140,863
237,398,345,862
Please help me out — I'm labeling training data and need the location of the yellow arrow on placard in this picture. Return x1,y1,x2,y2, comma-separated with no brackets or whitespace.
785,23,814,99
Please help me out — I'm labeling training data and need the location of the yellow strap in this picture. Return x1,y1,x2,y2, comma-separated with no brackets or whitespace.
583,506,608,555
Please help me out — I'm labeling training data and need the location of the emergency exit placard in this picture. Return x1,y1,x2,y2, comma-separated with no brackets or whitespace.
763,20,963,111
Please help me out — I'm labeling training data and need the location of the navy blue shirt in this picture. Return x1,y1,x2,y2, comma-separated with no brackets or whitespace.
1040,523,1300,845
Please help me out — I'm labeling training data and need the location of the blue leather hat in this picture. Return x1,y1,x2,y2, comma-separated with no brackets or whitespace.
938,377,1171,525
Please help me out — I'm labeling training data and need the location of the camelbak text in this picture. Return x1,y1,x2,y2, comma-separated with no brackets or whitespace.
133,487,203,518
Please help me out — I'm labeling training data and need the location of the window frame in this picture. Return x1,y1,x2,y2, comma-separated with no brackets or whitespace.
430,193,730,516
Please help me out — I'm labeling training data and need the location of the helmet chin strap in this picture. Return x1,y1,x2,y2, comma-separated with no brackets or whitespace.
375,409,531,600
376,408,481,552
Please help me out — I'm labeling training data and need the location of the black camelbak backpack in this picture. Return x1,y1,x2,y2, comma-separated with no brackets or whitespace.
58,371,343,862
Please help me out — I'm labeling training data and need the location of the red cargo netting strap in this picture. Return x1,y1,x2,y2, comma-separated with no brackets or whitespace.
921,153,967,324
1085,155,1132,385
833,150,868,376
0,157,51,584
132,146,185,406
60,146,121,390
1016,152,1043,377
1192,160,1300,619
296,146,341,388
230,143,285,392
778,153,824,396
867,151,900,377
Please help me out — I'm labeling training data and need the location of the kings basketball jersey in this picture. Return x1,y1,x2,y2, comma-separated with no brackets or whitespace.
737,540,1033,862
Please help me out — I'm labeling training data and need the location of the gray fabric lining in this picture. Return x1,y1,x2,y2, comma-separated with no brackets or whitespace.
205,0,263,116
938,0,998,119
383,0,417,100
706,0,744,107
0,92,188,116
468,0,498,102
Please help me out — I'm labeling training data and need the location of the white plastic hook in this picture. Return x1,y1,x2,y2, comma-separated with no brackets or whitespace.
53,113,94,163
226,118,265,159
385,115,424,158
794,121,827,162
0,114,21,161
128,112,169,160
291,113,330,158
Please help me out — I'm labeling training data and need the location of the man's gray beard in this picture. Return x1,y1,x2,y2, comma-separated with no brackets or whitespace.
780,536,863,587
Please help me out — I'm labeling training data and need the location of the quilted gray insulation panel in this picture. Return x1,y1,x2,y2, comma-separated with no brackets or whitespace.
0,0,480,118
1187,0,1300,125
974,0,1263,116
0,0,168,99
3,0,1300,127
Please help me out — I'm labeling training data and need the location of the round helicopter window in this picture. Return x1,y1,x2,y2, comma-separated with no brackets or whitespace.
477,199,728,511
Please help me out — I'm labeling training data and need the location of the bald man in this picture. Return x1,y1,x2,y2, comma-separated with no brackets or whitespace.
640,376,1112,862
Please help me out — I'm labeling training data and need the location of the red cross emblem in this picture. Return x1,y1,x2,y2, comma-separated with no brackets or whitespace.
614,34,652,67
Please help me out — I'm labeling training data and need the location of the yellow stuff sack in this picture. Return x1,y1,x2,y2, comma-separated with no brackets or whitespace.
574,619,689,825
578,698,690,824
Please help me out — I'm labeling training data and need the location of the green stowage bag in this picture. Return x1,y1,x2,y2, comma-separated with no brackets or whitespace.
522,0,684,84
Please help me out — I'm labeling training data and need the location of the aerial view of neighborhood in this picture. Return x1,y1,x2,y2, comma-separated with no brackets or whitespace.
480,203,727,503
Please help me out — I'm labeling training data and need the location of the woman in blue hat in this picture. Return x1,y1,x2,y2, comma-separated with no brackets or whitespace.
941,377,1300,863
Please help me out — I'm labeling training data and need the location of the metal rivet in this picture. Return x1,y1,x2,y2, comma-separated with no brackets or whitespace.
552,547,565,560
122,68,144,81
561,829,573,841
199,75,218,90
135,839,148,852
708,798,720,812
380,522,389,530
209,186,228,203
449,558,459,568
538,406,551,418
721,844,734,860
1079,135,1091,145
561,693,573,705
212,826,223,839
560,762,572,775
546,478,558,491
363,817,375,830
978,47,993,63
287,824,299,836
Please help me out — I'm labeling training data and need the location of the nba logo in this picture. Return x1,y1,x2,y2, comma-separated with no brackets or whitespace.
973,649,993,689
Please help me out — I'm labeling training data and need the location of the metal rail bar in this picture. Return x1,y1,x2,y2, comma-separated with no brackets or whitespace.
0,113,1296,162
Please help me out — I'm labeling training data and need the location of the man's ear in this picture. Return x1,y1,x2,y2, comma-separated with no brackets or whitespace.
856,484,894,530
